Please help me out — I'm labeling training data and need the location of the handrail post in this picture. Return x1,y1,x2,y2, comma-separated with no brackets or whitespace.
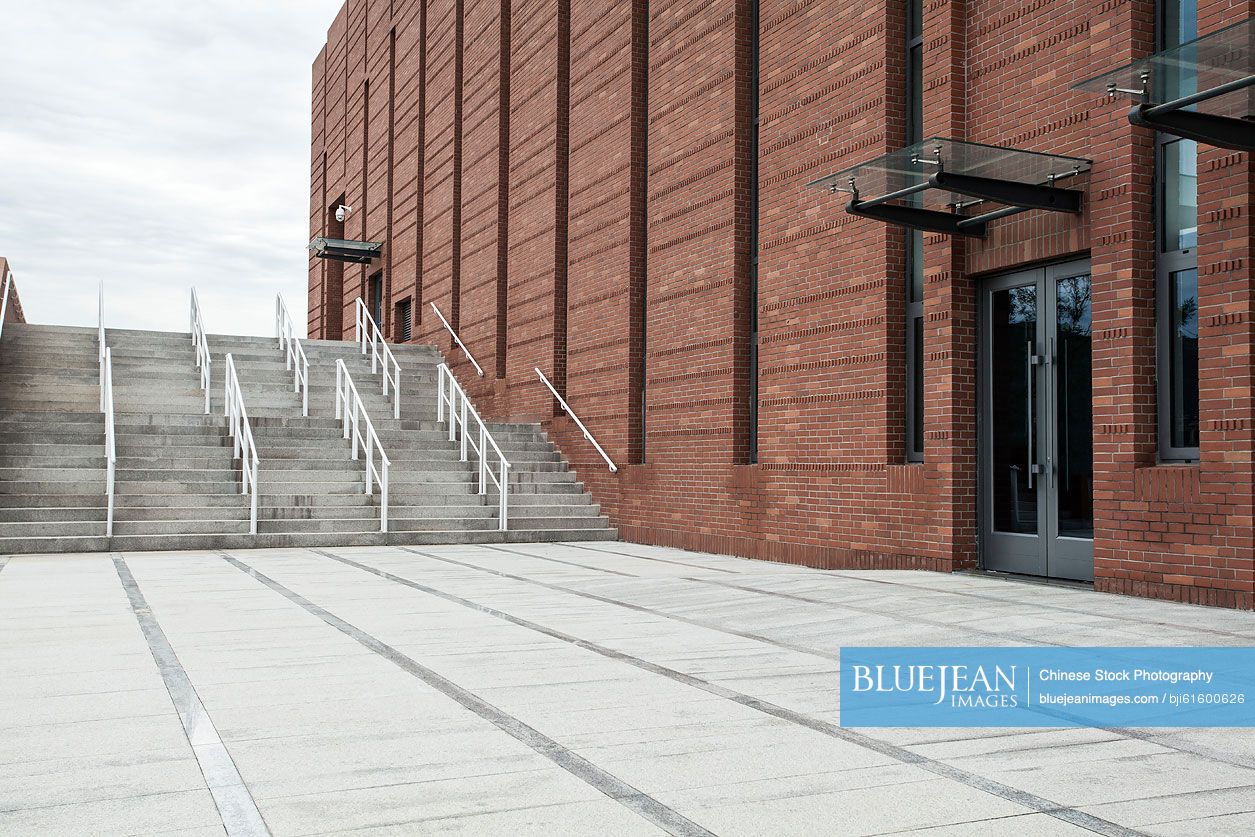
381,462,389,534
499,462,509,531
479,424,487,494
393,359,401,420
447,373,457,442
436,366,445,423
249,476,258,535
460,398,468,461
350,409,359,459
103,344,116,538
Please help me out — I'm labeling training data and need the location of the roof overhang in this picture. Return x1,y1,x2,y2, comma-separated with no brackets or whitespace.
808,138,1092,238
308,237,383,264
1074,17,1254,152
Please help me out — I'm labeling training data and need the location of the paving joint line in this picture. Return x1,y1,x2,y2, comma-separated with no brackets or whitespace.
314,547,1145,837
482,543,639,577
112,555,270,837
221,551,714,837
557,541,743,574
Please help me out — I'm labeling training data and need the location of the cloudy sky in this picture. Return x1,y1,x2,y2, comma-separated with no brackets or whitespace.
0,0,344,336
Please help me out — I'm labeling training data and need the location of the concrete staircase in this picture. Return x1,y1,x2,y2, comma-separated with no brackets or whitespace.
0,321,614,553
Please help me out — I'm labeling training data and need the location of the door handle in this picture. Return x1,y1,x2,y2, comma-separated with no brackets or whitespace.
1026,344,1044,489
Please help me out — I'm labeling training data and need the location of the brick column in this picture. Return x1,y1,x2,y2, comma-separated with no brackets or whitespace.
923,0,977,571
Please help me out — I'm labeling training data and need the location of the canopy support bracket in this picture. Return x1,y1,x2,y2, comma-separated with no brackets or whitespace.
846,200,988,237
928,171,1084,213
1129,97,1255,153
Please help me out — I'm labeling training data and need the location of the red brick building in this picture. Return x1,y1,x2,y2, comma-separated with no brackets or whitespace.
310,1,1255,608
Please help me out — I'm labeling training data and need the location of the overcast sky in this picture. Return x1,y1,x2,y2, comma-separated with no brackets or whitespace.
0,0,344,336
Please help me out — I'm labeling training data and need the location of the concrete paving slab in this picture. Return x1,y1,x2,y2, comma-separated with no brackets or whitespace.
2,544,1252,836
0,789,224,836
681,777,1029,837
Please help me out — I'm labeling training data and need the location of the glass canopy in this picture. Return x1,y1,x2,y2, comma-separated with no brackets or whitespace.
1075,17,1254,120
808,138,1092,236
809,138,1092,208
308,237,383,264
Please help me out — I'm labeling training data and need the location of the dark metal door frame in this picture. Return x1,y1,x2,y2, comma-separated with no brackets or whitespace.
979,259,1094,582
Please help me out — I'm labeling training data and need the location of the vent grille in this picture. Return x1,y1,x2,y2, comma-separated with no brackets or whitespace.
398,298,412,342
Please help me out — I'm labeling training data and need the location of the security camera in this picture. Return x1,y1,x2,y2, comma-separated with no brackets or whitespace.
335,204,352,223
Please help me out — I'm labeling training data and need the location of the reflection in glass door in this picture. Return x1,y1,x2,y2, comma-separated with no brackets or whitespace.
980,261,1093,581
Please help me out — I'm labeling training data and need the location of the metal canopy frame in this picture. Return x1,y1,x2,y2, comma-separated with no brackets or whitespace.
1075,17,1255,152
308,237,384,264
808,138,1092,238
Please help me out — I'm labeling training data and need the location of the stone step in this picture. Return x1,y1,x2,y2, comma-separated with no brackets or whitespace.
0,525,616,555
1,324,602,552
0,493,107,509
115,481,242,496
114,493,256,510
0,480,106,497
0,506,107,522
0,467,106,483
113,519,253,537
116,505,252,522
254,515,605,534
0,520,107,539
0,454,109,468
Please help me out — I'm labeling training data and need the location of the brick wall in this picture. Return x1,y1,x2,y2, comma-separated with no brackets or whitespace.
311,0,1255,608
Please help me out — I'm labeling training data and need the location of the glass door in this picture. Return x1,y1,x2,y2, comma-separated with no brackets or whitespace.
980,261,1093,581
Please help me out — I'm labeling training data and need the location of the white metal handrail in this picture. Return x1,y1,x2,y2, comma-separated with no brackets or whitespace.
274,295,310,416
102,347,116,537
98,284,116,537
437,363,510,530
190,288,212,414
429,301,484,377
354,298,402,419
335,359,391,533
0,267,13,341
223,354,260,535
535,367,618,472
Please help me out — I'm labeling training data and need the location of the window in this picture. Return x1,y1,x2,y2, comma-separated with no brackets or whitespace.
904,0,924,461
1156,0,1199,460
396,297,412,342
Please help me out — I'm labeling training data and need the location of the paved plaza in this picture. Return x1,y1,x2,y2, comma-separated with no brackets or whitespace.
2,543,1254,836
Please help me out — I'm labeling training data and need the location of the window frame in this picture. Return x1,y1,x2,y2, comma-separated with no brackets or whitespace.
1154,0,1200,462
904,0,925,462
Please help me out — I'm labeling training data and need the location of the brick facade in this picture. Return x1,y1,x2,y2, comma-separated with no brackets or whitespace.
311,0,1255,608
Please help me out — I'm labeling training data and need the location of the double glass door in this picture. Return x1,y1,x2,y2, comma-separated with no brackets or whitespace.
980,261,1094,581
